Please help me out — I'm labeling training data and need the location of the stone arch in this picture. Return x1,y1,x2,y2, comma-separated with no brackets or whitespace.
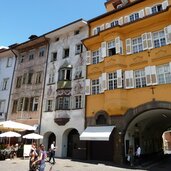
95,110,110,125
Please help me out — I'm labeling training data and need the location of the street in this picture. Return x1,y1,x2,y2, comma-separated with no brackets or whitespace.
0,155,171,171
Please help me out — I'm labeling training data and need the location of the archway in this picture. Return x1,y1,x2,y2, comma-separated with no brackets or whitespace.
124,101,171,163
48,133,56,150
67,129,86,159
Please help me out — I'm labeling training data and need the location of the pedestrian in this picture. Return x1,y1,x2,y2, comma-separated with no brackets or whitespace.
32,144,47,171
135,145,141,165
29,142,38,171
48,141,57,164
127,146,134,166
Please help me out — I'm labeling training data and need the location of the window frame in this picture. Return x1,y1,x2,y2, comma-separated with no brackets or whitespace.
56,96,70,110
91,79,100,95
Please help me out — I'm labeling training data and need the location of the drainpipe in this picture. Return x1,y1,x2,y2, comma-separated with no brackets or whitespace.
6,49,17,121
38,37,50,134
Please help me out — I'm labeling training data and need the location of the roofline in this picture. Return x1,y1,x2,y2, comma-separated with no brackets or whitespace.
9,18,87,49
88,0,145,23
43,18,87,36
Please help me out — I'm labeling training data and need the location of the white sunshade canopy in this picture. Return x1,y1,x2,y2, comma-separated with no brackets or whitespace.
23,133,43,140
80,126,115,141
0,120,37,131
0,131,21,138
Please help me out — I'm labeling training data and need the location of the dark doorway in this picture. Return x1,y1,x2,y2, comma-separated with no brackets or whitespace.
48,133,56,150
67,129,86,159
90,132,114,161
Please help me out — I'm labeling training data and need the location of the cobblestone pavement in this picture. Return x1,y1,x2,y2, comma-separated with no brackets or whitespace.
0,158,147,171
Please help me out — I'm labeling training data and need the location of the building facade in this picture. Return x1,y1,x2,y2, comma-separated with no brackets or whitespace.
41,19,88,159
82,0,171,164
8,36,49,128
0,47,16,121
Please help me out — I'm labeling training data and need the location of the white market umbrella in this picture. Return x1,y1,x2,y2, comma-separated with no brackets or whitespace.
0,120,37,131
0,131,21,145
23,133,43,140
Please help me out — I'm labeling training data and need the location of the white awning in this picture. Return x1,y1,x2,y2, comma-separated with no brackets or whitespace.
80,126,115,141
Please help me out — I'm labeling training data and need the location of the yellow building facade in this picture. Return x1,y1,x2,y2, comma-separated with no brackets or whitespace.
82,0,171,164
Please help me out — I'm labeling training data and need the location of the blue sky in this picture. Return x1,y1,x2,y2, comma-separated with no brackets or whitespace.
1,0,106,47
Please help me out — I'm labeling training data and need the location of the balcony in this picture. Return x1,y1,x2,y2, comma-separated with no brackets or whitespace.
54,112,70,126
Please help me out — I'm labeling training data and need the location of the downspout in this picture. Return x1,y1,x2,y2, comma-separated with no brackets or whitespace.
38,37,50,134
6,49,17,121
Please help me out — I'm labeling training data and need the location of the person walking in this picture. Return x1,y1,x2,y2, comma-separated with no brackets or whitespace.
29,142,38,171
135,145,141,165
32,144,47,171
127,146,134,166
48,141,57,164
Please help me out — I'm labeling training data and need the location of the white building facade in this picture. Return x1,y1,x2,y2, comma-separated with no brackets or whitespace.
0,48,16,121
41,19,88,159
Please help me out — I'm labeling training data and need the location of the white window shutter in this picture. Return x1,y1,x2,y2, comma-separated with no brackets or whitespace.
124,16,129,23
92,28,97,35
162,0,168,10
151,66,158,85
145,66,152,86
126,38,132,54
99,76,103,93
169,62,171,73
102,72,107,91
106,23,110,29
142,33,148,50
120,40,123,54
139,9,145,18
145,7,151,16
101,42,107,58
117,69,122,88
147,32,153,49
118,17,123,25
125,71,130,89
86,51,91,65
85,79,91,95
100,24,105,31
99,48,103,62
115,37,120,54
164,25,171,45
129,70,134,89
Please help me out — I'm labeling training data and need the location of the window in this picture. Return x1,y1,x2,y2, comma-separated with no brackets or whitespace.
153,30,166,48
2,78,9,90
18,98,24,111
6,57,13,67
51,52,57,62
22,73,27,84
48,71,55,84
23,97,29,111
12,100,18,113
92,50,100,64
28,72,33,84
29,50,35,60
107,40,116,56
108,72,117,90
35,71,42,84
74,30,80,35
16,76,22,88
134,69,146,88
47,100,53,111
33,97,39,111
92,79,99,95
39,47,46,57
132,37,143,53
151,4,162,14
19,55,25,63
111,20,119,27
156,63,171,84
93,26,101,35
75,44,83,55
59,68,72,81
129,13,139,22
56,96,70,110
0,100,5,113
74,96,82,109
63,48,69,58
